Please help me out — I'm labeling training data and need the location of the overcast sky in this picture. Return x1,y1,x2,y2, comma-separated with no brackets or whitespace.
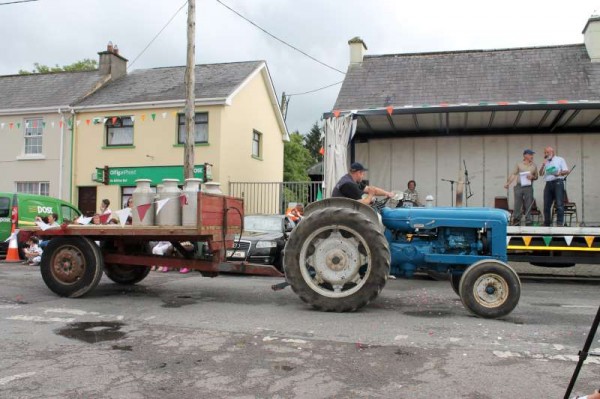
1,0,598,134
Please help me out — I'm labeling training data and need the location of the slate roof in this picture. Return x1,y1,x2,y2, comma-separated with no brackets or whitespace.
334,44,600,110
0,70,106,110
76,61,264,106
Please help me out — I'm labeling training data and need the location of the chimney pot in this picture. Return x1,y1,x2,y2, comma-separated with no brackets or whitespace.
107,41,113,52
348,36,367,64
114,44,119,55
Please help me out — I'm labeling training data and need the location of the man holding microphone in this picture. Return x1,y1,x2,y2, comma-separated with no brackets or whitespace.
539,146,570,226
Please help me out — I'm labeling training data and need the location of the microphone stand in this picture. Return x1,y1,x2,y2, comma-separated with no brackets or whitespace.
463,160,474,206
441,179,457,207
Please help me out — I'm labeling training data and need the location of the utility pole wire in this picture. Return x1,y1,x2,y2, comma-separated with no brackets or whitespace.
128,1,188,69
0,0,38,5
287,80,344,97
216,0,346,75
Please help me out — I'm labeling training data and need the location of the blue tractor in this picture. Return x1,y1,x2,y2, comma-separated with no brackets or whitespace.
283,198,520,319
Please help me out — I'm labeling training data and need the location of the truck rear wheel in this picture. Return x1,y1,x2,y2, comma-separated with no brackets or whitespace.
104,264,150,285
284,207,390,312
40,237,104,298
459,260,521,319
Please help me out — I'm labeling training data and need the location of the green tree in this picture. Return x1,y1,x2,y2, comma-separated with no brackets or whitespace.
19,58,98,74
303,121,323,163
284,131,313,182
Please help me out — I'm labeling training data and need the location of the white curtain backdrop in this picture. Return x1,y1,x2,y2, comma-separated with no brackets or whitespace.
323,114,357,198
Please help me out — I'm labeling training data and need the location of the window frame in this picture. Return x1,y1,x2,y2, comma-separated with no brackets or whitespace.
177,112,209,145
15,181,50,196
24,117,44,155
105,116,134,147
252,130,262,159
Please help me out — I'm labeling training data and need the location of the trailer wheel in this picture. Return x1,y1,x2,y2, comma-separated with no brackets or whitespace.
459,260,521,319
450,273,462,296
104,264,150,285
40,237,104,298
284,207,390,312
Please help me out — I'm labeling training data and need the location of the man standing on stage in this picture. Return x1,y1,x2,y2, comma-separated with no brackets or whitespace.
504,149,538,226
539,146,570,226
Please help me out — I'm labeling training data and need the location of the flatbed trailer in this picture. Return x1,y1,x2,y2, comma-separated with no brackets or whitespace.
18,192,282,298
507,226,600,266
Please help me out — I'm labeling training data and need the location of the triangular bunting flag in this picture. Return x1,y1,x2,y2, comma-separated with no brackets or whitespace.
506,236,511,245
130,116,135,122
584,236,595,248
155,198,169,214
17,122,21,129
332,110,341,118
386,106,393,116
33,120,37,128
542,236,552,246
0,123,4,129
67,119,72,127
112,117,117,125
172,111,178,117
136,203,151,222
151,113,156,121
319,146,324,156
179,195,188,206
42,122,46,128
141,114,146,122
522,236,532,246
162,112,167,119
316,186,323,201
86,119,91,126
26,122,30,128
9,123,13,129
103,117,108,124
76,120,81,126
564,236,574,246
59,121,63,128
76,216,92,225
115,208,131,227
51,122,54,128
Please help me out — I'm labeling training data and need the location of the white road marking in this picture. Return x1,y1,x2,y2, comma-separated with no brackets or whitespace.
44,308,100,316
493,350,600,364
561,305,596,309
281,338,307,344
0,372,36,385
7,315,75,323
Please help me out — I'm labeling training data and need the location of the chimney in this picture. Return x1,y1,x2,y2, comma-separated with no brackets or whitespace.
348,36,367,64
98,41,128,79
583,16,600,62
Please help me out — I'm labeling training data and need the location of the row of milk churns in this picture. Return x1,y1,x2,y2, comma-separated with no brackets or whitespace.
132,178,222,227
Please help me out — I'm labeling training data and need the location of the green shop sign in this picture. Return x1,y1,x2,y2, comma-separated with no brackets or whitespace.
95,164,212,186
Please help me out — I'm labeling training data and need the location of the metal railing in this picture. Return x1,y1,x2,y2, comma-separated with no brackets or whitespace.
228,181,323,215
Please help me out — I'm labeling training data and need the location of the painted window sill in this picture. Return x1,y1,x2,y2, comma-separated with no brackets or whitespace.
16,154,46,161
251,155,263,161
172,143,210,147
102,145,135,149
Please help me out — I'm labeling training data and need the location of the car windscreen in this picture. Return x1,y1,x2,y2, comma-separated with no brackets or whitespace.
244,216,283,233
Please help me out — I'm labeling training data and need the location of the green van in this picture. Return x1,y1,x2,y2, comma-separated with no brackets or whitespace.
0,193,81,257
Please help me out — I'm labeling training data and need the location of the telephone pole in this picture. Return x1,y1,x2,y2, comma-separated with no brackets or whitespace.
184,0,196,179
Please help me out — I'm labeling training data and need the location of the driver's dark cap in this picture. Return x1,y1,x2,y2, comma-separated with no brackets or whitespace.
350,162,368,171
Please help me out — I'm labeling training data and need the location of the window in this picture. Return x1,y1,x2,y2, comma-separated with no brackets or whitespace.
106,116,134,146
177,113,208,144
61,205,81,223
0,197,9,217
24,118,43,154
252,130,262,158
16,182,49,196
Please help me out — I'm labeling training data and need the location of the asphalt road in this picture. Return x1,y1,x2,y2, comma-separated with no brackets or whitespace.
0,263,598,399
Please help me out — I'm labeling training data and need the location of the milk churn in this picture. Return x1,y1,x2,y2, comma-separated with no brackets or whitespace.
132,179,155,226
203,181,223,194
182,178,202,227
155,178,182,226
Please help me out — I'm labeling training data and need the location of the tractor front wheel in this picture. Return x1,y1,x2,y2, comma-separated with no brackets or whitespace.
459,260,521,319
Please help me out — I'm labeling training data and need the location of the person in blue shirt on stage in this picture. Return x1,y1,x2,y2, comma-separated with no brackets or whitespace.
539,146,570,226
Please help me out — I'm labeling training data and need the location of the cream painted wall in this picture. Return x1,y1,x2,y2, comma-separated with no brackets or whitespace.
73,105,224,209
0,113,72,201
354,132,600,224
218,71,285,193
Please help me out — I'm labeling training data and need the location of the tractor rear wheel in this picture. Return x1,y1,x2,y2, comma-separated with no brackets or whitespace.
459,260,521,319
284,207,390,312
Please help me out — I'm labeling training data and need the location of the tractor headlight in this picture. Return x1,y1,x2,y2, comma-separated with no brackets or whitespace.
256,241,277,248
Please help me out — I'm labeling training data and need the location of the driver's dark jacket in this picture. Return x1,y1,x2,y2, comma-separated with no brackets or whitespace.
331,174,363,200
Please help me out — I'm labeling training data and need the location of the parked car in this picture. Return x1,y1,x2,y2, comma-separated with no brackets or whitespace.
0,192,82,258
226,214,295,271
